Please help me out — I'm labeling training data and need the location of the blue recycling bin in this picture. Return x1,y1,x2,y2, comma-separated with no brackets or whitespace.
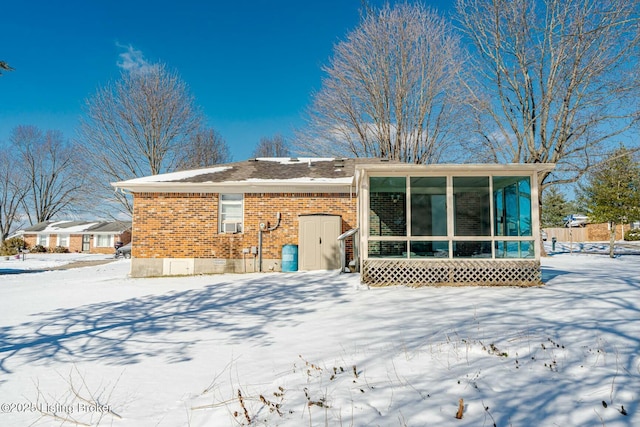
281,244,298,272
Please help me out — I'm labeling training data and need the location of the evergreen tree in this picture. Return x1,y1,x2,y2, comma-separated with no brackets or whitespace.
541,187,573,228
581,147,640,257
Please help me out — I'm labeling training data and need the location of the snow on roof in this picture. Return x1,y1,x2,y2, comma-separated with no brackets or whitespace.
120,166,233,184
254,157,336,164
119,159,340,185
241,177,353,184
20,220,132,234
42,221,100,233
113,159,555,190
112,158,358,189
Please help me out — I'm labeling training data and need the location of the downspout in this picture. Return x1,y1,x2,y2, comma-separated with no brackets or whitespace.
258,229,262,271
258,212,281,272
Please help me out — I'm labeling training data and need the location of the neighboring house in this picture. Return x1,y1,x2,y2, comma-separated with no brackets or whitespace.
113,158,553,286
18,221,132,254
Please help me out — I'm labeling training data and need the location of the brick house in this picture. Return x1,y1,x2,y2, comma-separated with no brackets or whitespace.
114,158,553,286
114,158,361,277
19,221,132,254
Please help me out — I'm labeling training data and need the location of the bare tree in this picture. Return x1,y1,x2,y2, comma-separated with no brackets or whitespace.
10,126,84,225
0,149,28,240
252,134,290,158
176,127,231,169
78,62,202,215
456,0,640,188
298,3,468,163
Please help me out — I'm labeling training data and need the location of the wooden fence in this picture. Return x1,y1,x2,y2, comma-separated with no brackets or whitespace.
544,223,630,242
544,227,587,242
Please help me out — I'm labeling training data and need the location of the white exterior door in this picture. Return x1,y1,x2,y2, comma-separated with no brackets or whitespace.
298,215,341,270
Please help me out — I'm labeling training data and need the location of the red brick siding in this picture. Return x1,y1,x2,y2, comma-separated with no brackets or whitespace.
132,192,357,261
587,223,630,241
23,235,38,249
69,235,83,252
369,193,406,236
455,192,491,236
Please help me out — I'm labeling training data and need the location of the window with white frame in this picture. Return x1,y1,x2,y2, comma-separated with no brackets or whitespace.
37,234,49,247
57,234,70,247
95,234,113,247
219,194,243,233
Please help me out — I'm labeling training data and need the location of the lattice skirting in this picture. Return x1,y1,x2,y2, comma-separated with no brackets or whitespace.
362,259,542,287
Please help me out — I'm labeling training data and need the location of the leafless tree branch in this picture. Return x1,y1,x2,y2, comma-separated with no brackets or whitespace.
78,62,203,216
176,126,231,170
10,126,84,225
456,0,640,189
0,149,28,240
252,134,290,158
0,60,14,75
297,3,470,164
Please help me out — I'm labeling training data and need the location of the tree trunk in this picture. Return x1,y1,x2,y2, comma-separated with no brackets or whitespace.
539,187,548,257
609,222,617,258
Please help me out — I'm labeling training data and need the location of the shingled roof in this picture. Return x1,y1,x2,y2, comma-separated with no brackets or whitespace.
113,157,395,192
178,158,355,183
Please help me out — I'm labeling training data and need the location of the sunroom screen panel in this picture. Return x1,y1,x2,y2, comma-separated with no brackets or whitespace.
453,177,491,236
369,177,407,237
410,177,447,236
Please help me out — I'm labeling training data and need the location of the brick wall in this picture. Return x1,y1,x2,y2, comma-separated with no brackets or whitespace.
369,193,406,236
455,192,490,236
587,223,630,241
70,235,83,252
23,234,37,249
132,192,357,263
120,230,132,246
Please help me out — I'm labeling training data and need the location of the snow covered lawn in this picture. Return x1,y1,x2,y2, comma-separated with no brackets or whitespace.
0,252,638,426
0,252,115,273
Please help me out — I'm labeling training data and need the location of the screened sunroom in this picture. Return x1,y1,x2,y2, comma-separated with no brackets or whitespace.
356,163,554,286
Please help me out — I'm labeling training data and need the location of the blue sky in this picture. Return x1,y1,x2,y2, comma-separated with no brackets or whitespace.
1,0,454,161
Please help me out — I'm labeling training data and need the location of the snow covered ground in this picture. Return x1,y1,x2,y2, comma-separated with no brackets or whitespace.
0,252,115,273
0,249,638,426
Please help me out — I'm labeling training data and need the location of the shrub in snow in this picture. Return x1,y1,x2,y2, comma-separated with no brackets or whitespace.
30,244,47,253
52,246,70,253
624,228,640,241
0,237,27,256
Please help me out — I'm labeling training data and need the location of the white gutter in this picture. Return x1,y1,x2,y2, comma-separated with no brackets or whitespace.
110,179,356,194
354,162,556,174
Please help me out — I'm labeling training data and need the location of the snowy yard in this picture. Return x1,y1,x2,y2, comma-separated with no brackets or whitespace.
0,250,638,426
